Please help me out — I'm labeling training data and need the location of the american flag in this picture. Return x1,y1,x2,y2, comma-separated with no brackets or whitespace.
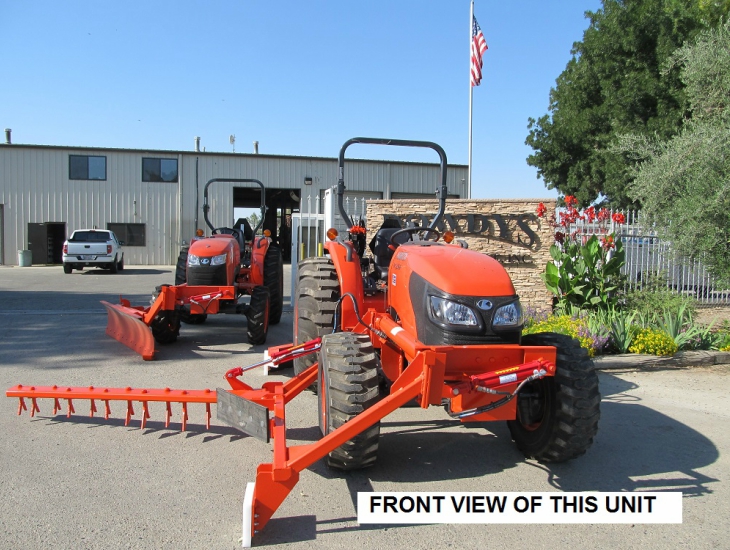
470,16,488,87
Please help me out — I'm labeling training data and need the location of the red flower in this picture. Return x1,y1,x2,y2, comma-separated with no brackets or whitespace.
564,195,579,208
600,235,615,250
597,208,610,222
611,212,626,224
584,206,596,223
554,231,565,244
536,203,547,218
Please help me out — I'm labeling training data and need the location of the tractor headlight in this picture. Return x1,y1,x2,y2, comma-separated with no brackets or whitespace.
492,301,524,329
210,253,227,266
429,296,479,327
188,254,200,266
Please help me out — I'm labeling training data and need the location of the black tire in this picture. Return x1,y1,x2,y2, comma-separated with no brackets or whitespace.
174,248,188,286
117,255,124,271
246,286,270,345
507,332,600,463
318,332,381,470
63,264,72,274
150,310,181,345
173,248,207,324
263,244,284,325
109,257,118,274
294,257,340,377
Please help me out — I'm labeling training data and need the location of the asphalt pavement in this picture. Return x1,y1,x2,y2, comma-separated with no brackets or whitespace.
1,264,728,549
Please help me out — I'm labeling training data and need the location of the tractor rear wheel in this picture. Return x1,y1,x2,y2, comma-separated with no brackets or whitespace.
150,310,181,344
507,332,600,463
318,332,381,470
294,257,340,377
263,244,284,325
246,286,270,345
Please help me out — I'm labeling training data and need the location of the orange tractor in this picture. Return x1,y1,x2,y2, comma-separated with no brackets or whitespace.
102,178,284,359
7,138,600,547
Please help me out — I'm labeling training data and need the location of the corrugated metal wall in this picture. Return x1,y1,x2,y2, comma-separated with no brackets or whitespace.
1,145,467,265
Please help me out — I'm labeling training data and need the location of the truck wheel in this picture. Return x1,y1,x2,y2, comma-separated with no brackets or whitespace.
263,245,284,325
117,256,124,271
246,286,270,345
507,332,600,463
63,264,72,274
318,332,381,470
109,257,118,274
294,257,340,377
150,310,181,345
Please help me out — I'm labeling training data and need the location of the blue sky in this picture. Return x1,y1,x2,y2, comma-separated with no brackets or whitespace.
1,0,602,199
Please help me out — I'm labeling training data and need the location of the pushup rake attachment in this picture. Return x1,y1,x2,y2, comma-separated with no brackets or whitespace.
7,334,557,548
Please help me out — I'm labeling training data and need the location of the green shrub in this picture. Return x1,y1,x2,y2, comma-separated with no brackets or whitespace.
628,328,678,356
624,272,697,319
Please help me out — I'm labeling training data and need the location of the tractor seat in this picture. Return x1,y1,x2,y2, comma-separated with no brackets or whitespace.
233,218,254,241
368,227,409,280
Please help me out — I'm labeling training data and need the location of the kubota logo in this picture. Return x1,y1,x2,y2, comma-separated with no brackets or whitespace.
476,299,493,310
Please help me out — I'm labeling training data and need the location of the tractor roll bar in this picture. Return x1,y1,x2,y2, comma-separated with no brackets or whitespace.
202,178,266,235
337,138,448,230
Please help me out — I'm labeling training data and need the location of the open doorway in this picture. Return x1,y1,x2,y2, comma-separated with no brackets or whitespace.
27,222,66,264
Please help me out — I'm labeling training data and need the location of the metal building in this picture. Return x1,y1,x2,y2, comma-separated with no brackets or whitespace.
0,139,467,266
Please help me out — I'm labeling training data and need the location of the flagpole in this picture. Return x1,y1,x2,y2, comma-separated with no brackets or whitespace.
467,0,474,199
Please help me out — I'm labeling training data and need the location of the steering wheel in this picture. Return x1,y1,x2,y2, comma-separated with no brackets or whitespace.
212,227,241,242
389,226,441,245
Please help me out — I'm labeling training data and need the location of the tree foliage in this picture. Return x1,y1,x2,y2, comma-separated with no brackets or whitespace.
621,21,730,284
525,0,728,208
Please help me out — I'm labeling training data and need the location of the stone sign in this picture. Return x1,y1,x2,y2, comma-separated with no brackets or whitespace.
366,199,557,311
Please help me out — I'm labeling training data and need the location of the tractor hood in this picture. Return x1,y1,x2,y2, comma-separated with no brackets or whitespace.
189,235,237,258
397,242,516,297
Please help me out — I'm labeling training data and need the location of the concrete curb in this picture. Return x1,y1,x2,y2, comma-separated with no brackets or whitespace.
593,350,730,370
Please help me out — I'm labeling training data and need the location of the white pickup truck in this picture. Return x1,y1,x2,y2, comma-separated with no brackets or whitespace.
62,229,124,274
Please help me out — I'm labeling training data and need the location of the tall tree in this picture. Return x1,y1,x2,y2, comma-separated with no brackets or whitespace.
525,0,727,207
622,21,730,284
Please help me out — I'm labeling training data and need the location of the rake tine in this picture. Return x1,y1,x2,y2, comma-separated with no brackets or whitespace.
66,399,75,418
165,402,172,428
53,398,62,415
140,401,150,430
90,399,97,418
125,401,134,426
205,403,211,430
104,400,111,420
17,397,27,416
30,398,40,417
181,402,188,432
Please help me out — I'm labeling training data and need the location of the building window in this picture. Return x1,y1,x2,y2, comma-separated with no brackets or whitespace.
107,223,146,246
142,158,178,182
69,155,107,180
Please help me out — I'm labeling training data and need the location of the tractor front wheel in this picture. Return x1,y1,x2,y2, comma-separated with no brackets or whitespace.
294,257,340,377
318,332,381,470
246,286,270,345
507,332,600,463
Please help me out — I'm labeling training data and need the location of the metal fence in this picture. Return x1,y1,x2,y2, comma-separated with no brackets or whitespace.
564,208,729,305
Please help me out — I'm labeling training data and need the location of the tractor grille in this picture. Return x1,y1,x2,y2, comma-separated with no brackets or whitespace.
187,264,227,286
409,272,522,346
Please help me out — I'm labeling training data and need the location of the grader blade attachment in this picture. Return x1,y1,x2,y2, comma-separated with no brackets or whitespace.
102,300,156,360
